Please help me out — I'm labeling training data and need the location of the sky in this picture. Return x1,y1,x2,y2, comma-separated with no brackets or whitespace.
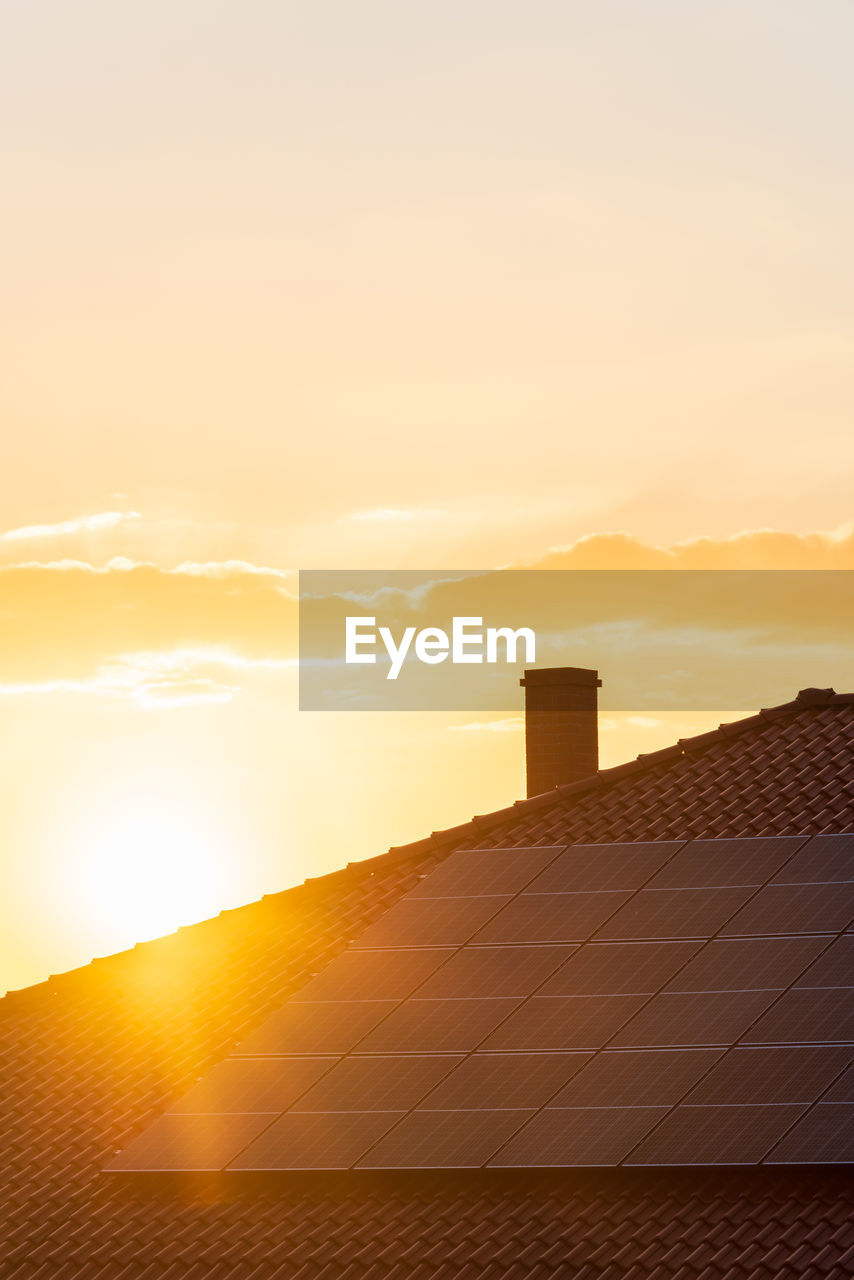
2,1,853,991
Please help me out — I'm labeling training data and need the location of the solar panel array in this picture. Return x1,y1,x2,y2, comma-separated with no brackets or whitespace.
107,833,854,1172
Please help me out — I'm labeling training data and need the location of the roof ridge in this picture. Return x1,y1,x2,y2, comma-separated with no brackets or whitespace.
4,686,852,1005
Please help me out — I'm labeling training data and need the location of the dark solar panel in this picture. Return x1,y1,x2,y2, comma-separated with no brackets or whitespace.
765,1103,854,1164
548,1049,720,1107
481,994,646,1052
538,941,700,997
720,883,854,937
794,935,854,988
107,1112,278,1173
626,1104,806,1165
170,1056,337,1114
609,990,779,1048
229,1110,406,1171
491,1106,668,1167
646,836,806,889
594,888,752,941
418,1052,589,1110
414,944,576,1000
664,935,828,993
742,987,854,1044
471,892,631,945
292,948,454,1001
521,842,682,894
772,833,854,885
355,997,521,1054
407,846,563,898
357,1108,534,1169
235,1000,397,1056
819,1062,854,1102
290,1054,461,1112
351,896,512,949
684,1045,854,1106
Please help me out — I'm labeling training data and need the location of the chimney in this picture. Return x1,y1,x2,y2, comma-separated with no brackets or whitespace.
520,666,601,797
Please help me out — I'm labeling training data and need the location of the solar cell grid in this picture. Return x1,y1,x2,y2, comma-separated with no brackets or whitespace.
229,1110,406,1171
351,895,512,949
107,1112,278,1173
646,836,806,889
358,1108,534,1169
594,887,752,941
491,1106,668,1167
290,1054,461,1112
418,1052,589,1110
414,944,576,1000
407,846,563,898
610,989,780,1048
472,891,631,945
664,935,828,993
538,941,700,997
627,1104,807,1165
765,1103,854,1164
819,1063,854,1102
235,1000,397,1056
742,987,854,1044
481,994,646,1052
522,842,682,894
685,1045,854,1106
721,883,854,937
169,1056,337,1114
292,948,454,1001
794,935,854,988
548,1049,720,1107
772,833,854,885
355,997,522,1054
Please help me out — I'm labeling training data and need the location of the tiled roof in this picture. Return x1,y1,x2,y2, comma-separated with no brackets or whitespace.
3,689,854,1277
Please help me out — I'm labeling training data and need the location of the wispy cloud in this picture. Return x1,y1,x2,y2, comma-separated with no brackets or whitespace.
0,511,141,543
348,507,417,522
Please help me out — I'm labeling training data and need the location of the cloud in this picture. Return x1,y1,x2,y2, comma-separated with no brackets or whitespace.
0,511,141,543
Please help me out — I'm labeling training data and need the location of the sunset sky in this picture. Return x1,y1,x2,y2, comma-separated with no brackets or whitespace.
2,1,854,992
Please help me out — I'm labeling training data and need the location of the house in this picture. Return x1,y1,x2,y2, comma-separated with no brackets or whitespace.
3,672,854,1277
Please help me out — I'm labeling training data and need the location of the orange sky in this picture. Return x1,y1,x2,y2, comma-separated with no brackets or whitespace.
2,2,853,992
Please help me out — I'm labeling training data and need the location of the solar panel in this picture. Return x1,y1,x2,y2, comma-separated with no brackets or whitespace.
742,987,854,1044
407,846,563,898
234,1000,398,1056
169,1056,337,1114
107,1112,278,1173
355,997,521,1054
538,941,700,997
292,948,454,1001
471,892,631,945
290,1054,461,1112
765,1103,854,1164
357,1108,534,1169
646,836,806,889
351,896,512,949
609,990,779,1048
229,1110,406,1171
521,842,682,894
772,833,854,885
664,935,828,993
548,1049,720,1107
414,944,576,1000
818,1062,854,1102
490,1106,668,1167
418,1052,589,1110
794,935,854,988
481,994,646,1052
594,888,752,941
685,1045,854,1106
720,884,854,937
626,1104,806,1165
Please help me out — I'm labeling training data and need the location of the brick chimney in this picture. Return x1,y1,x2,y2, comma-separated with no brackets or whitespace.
520,666,601,797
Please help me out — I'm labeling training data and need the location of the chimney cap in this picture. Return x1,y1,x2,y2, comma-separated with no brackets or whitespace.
520,666,602,689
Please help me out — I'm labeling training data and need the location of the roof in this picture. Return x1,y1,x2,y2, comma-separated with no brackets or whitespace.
4,688,854,1276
